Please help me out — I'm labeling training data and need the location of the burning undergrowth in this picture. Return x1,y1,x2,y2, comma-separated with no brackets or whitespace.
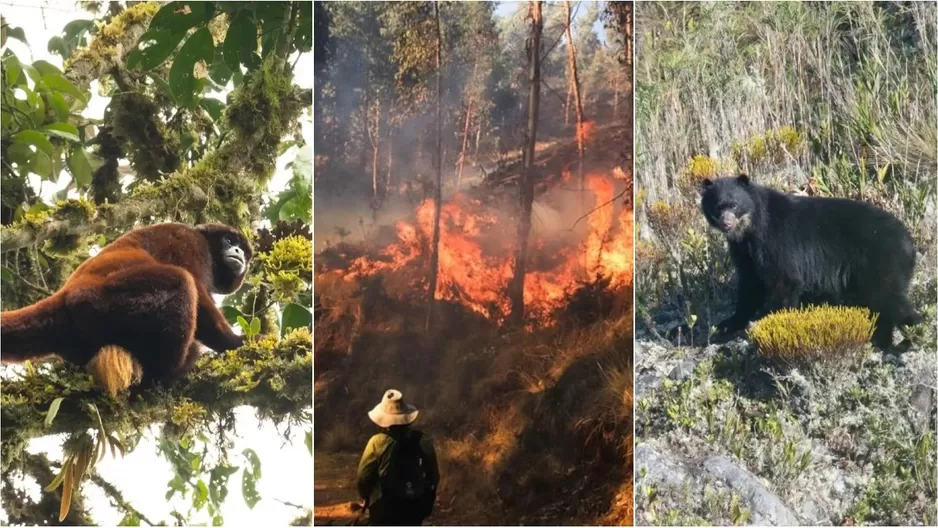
315,171,633,325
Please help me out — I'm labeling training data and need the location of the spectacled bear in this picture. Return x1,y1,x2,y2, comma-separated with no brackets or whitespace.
700,174,922,349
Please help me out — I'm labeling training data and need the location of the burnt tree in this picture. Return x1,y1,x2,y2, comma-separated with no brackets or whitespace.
508,0,543,325
565,0,586,212
426,0,444,332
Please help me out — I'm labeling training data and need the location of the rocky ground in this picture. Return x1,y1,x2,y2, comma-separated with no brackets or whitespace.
634,334,937,526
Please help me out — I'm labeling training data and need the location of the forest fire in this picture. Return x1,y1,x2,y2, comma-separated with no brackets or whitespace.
319,172,632,324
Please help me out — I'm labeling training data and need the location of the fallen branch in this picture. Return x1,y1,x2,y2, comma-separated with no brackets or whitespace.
568,188,629,231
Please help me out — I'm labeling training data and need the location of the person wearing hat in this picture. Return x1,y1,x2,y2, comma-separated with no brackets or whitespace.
357,389,440,526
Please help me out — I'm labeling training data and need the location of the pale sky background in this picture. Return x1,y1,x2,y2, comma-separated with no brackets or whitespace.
0,1,313,526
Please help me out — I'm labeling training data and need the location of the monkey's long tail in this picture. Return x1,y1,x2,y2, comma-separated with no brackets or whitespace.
0,296,68,363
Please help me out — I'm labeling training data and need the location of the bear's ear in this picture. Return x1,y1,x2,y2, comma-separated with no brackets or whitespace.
737,173,750,185
701,178,713,188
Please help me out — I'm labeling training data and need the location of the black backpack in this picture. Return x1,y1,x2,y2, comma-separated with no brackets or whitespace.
381,431,428,501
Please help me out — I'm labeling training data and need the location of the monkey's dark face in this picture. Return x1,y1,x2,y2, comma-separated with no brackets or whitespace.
197,224,253,294
700,175,756,242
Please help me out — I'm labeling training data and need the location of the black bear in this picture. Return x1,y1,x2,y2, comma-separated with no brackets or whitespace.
700,174,922,349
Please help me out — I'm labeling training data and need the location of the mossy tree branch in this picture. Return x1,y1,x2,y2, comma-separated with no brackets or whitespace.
0,329,312,471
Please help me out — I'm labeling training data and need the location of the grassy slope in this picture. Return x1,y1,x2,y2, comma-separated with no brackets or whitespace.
634,2,937,526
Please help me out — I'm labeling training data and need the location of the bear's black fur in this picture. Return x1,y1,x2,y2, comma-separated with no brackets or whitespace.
700,174,922,349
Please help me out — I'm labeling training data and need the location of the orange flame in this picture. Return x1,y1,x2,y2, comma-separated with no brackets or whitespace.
327,172,632,323
576,121,598,146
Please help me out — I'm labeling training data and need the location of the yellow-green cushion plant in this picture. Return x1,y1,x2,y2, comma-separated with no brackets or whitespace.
749,305,877,364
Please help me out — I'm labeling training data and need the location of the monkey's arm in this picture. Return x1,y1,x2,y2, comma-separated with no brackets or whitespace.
194,287,244,352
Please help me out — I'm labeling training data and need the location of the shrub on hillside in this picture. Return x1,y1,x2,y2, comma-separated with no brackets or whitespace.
749,305,877,364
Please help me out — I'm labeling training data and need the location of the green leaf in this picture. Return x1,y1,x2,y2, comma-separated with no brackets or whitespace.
13,130,54,155
241,471,260,510
242,448,261,478
4,54,21,85
222,306,243,325
149,2,215,34
47,36,68,58
32,60,62,77
41,74,87,104
292,147,313,187
236,315,249,333
199,97,225,121
68,147,92,187
169,28,214,108
26,88,45,124
223,10,256,72
7,142,33,167
43,123,80,142
208,55,233,86
280,304,312,336
46,20,93,59
49,92,70,121
278,197,306,222
128,28,189,71
194,480,209,510
169,474,187,492
45,397,65,426
0,266,13,283
21,63,41,85
146,73,177,104
29,150,54,180
63,19,95,41
249,317,261,336
262,190,293,224
6,25,27,46
305,430,313,456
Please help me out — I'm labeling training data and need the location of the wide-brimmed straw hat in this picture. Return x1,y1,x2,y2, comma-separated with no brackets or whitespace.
368,389,419,428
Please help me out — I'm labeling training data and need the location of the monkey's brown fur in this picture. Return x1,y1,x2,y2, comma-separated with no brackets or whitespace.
0,223,253,395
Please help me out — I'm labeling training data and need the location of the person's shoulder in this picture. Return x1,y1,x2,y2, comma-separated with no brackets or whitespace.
367,432,393,449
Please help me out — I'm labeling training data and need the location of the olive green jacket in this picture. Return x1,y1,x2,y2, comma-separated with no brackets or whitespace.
357,429,440,505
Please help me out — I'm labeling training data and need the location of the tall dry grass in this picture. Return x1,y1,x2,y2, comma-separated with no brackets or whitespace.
634,1,938,336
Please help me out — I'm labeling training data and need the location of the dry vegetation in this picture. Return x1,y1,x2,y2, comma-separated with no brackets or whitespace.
314,279,633,525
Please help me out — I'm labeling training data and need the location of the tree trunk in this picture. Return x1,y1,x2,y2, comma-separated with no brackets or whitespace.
613,69,620,119
386,124,394,193
565,81,572,125
565,0,586,213
473,120,482,165
457,58,479,191
456,97,473,191
508,0,542,326
426,1,443,333
370,101,382,199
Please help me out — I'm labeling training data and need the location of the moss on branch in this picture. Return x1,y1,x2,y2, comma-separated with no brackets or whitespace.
0,328,312,473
